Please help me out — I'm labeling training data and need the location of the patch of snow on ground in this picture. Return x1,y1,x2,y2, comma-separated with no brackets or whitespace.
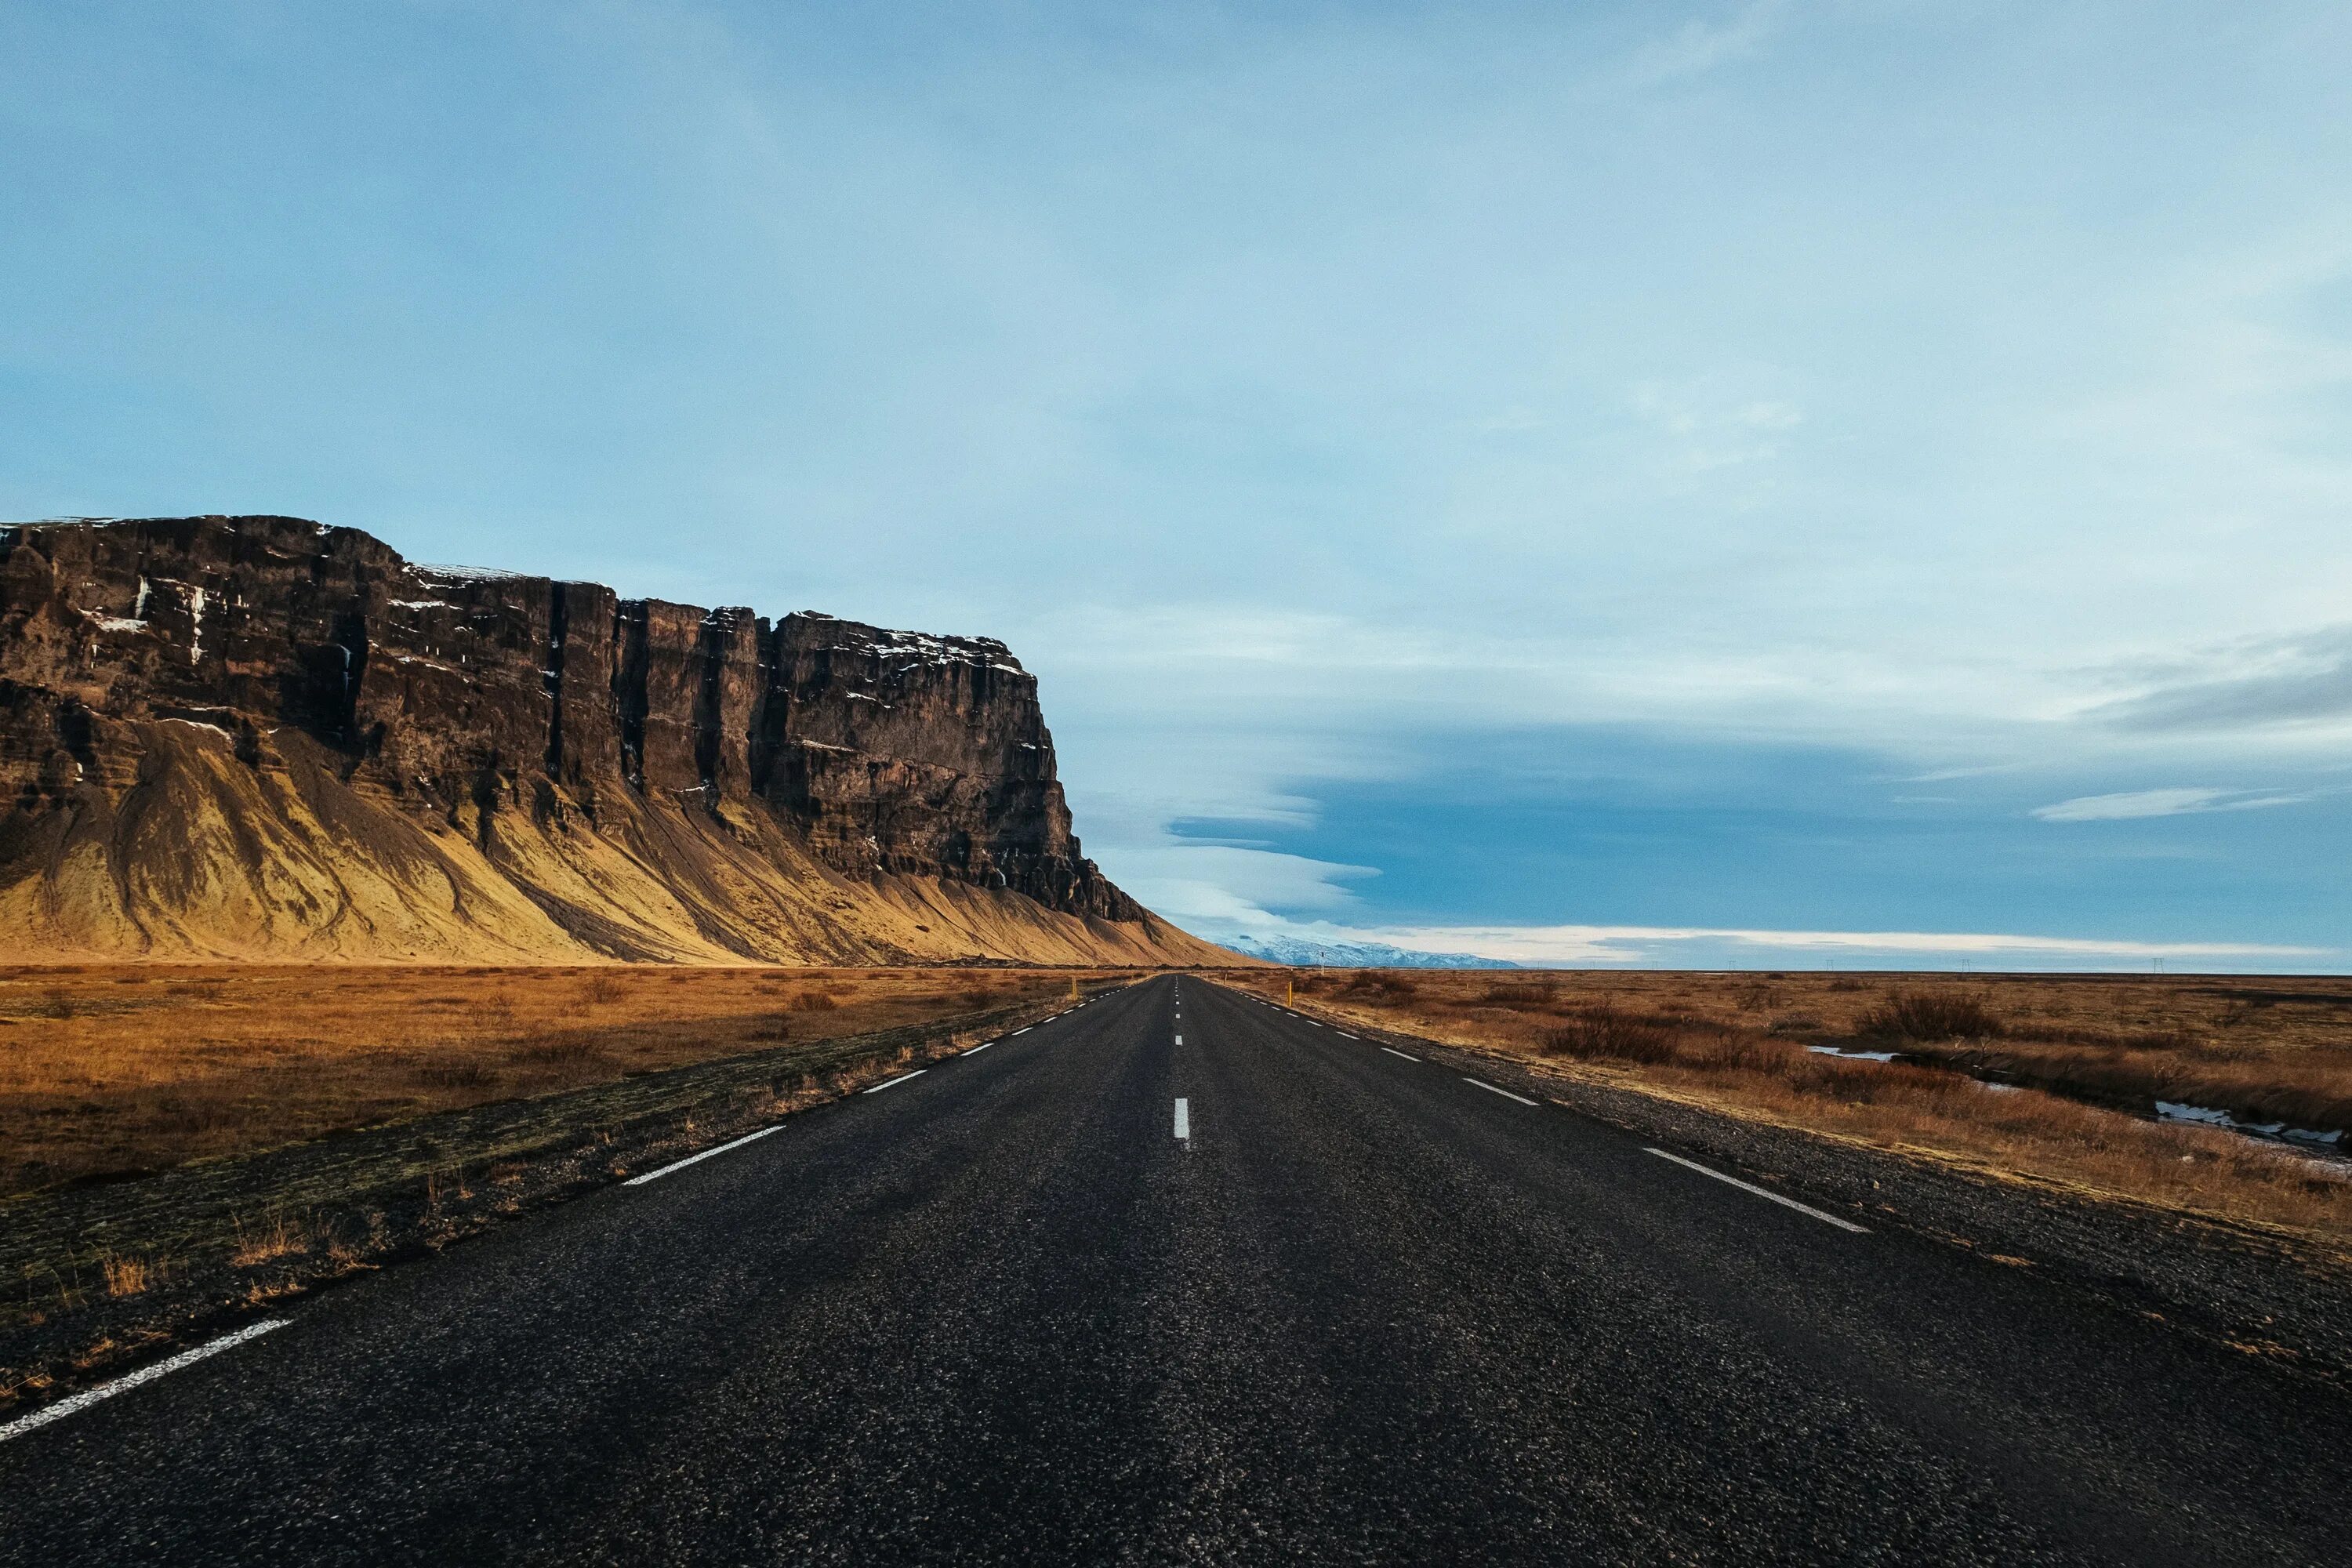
2158,1100,2343,1149
1806,1044,1902,1062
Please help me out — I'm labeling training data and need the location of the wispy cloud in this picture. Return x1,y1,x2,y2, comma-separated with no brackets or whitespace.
1629,375,1805,475
2030,786,2309,822
1104,840,1379,929
1628,1,1789,85
2091,626,2352,732
1345,922,2325,967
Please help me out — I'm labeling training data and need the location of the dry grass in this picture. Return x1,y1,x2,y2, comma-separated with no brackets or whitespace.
1225,967,2352,1242
98,1252,154,1298
0,964,1119,1196
230,1214,324,1266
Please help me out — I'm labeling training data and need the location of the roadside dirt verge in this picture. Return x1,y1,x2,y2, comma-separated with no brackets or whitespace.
0,987,1107,1419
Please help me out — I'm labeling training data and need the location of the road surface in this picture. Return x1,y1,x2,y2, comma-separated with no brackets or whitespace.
4,976,2347,1565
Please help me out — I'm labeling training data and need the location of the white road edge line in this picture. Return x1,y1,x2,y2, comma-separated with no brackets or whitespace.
1339,1033,1359,1040
0,1319,292,1444
1381,1047,1421,1062
624,1125,782,1186
863,1069,927,1094
1644,1148,1870,1233
1174,1097,1190,1140
1463,1076,1538,1106
1011,1026,1032,1036
963,1041,994,1054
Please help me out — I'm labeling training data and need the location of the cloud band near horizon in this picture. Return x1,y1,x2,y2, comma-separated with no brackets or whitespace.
1313,923,2328,968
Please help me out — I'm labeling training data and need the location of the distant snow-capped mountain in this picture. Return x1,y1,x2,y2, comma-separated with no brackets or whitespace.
1217,934,1517,969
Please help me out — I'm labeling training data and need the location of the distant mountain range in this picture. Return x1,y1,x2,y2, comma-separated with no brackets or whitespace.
1215,933,1518,969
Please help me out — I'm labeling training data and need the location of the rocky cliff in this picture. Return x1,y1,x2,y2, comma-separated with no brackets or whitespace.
0,515,1221,965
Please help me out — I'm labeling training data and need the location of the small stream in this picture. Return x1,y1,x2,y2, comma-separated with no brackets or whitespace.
1803,1045,2351,1171
2151,1098,2346,1153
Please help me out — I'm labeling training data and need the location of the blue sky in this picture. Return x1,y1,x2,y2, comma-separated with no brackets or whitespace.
6,2,2352,968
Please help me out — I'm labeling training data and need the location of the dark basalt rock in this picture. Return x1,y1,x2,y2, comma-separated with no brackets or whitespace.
0,514,1145,927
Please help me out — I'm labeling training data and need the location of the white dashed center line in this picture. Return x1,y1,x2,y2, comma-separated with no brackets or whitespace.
862,1069,927,1094
1645,1148,1869,1232
625,1125,782,1185
1338,1033,1359,1040
1174,1033,1183,1045
0,1319,293,1444
1463,1077,1537,1106
1174,1098,1190,1141
1381,1047,1420,1062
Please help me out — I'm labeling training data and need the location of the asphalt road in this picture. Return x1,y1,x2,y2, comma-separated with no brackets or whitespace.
5,976,2348,1565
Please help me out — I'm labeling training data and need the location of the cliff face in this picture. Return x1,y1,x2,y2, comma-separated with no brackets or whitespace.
0,515,1216,965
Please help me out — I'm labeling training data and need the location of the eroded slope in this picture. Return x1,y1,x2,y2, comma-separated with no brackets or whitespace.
0,516,1221,965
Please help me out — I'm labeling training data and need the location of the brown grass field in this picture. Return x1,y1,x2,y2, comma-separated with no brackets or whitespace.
1218,967,2352,1244
0,964,1120,1196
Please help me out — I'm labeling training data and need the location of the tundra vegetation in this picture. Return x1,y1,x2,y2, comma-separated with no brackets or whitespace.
1228,968,2352,1243
0,964,1104,1197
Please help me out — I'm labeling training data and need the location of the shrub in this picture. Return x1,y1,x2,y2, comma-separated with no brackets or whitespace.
1341,971,1418,1001
1857,991,2004,1041
1541,1006,1680,1064
1679,1032,1796,1073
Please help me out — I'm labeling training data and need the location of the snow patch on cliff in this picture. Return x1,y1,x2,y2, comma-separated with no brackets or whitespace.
186,586,209,664
418,564,525,583
84,611,150,633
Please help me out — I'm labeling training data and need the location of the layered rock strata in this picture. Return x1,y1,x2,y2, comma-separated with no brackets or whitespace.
0,515,1216,964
